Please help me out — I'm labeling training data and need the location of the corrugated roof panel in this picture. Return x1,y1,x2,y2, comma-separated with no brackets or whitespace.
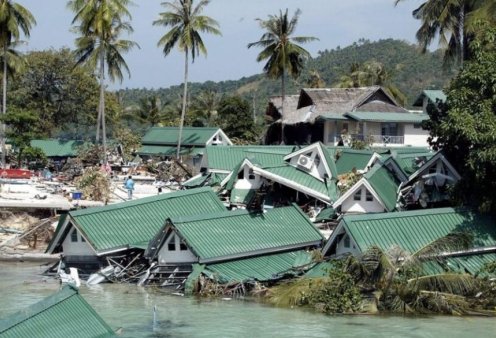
204,250,313,283
336,149,375,175
172,205,324,262
364,164,401,211
343,208,496,254
30,139,85,157
142,127,220,146
346,111,429,123
71,187,226,253
0,286,114,338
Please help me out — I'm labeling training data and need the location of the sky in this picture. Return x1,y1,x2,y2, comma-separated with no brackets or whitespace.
16,0,425,90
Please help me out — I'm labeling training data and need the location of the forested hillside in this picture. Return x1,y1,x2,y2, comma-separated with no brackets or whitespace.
118,39,456,113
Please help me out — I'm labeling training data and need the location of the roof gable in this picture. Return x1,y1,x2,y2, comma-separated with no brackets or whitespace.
405,151,461,185
413,90,447,107
283,142,338,180
48,187,226,255
142,127,227,146
169,205,324,263
0,285,114,338
331,208,496,255
364,163,401,211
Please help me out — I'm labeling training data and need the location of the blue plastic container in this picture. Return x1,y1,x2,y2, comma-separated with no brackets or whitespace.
72,192,82,200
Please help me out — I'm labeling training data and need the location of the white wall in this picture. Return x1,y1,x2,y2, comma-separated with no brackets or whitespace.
62,227,95,256
341,187,385,214
403,124,430,147
157,232,197,264
234,166,264,190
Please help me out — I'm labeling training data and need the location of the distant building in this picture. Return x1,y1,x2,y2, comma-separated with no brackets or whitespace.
265,86,430,147
412,89,447,114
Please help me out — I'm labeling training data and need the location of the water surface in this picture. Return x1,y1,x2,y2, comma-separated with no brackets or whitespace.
0,262,494,337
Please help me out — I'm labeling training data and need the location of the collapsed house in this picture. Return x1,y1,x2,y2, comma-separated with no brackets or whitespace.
321,207,496,275
143,204,325,293
266,86,430,147
138,127,232,174
0,285,115,337
45,187,226,275
219,142,340,213
399,151,461,208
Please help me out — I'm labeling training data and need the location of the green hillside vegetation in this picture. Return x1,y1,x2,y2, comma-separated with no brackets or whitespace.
118,39,456,115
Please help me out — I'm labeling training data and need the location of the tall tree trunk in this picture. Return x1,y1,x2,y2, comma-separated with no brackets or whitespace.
97,50,107,164
1,43,7,168
99,49,107,164
280,71,285,145
177,49,189,160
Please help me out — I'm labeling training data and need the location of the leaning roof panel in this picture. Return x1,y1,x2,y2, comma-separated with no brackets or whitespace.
142,127,220,146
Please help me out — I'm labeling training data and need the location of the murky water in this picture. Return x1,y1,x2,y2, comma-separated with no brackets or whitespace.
1,262,495,338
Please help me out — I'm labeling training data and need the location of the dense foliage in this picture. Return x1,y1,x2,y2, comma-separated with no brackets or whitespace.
425,26,496,213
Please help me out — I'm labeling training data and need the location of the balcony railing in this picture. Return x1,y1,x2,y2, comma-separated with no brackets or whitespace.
333,134,404,146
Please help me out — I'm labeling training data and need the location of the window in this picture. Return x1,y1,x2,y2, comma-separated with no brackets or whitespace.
353,189,362,201
71,229,78,242
180,241,188,251
168,235,176,251
248,169,255,180
81,236,86,242
343,235,351,248
365,190,373,202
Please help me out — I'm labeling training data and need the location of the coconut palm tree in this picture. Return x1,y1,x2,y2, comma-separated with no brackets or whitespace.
153,0,221,159
248,9,317,143
68,0,138,164
395,0,485,66
0,0,35,168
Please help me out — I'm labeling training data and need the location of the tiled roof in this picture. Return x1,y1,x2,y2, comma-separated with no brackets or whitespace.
170,205,324,263
0,285,114,338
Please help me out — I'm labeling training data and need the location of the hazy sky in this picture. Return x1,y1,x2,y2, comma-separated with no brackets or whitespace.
16,0,424,90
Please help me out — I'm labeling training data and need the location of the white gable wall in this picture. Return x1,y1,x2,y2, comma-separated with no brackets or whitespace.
62,227,95,256
341,187,385,214
157,231,197,264
234,166,265,190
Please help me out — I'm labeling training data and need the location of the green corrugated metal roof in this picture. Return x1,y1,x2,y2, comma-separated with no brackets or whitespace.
67,187,226,253
264,165,338,201
138,145,204,156
30,139,86,157
230,188,256,205
317,112,349,121
0,285,114,338
320,143,338,178
393,152,434,175
341,208,496,254
413,90,447,106
346,112,429,123
304,260,336,278
205,145,296,171
203,250,313,283
142,127,219,146
171,205,324,262
423,252,496,277
364,164,401,211
336,149,375,175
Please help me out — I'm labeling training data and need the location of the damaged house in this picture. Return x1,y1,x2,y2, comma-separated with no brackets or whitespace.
220,142,340,212
399,151,461,208
266,86,430,147
138,127,232,174
144,204,325,293
321,207,496,276
45,187,226,275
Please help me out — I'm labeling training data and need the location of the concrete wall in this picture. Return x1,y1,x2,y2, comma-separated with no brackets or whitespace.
341,187,385,214
157,232,197,264
403,123,430,147
62,227,94,256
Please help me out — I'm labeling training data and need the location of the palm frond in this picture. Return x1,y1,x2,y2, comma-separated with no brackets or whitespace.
408,273,478,296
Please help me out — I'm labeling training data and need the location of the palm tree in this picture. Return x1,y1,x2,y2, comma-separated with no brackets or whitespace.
68,0,138,164
153,0,221,159
395,0,483,66
0,0,35,168
248,9,317,144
